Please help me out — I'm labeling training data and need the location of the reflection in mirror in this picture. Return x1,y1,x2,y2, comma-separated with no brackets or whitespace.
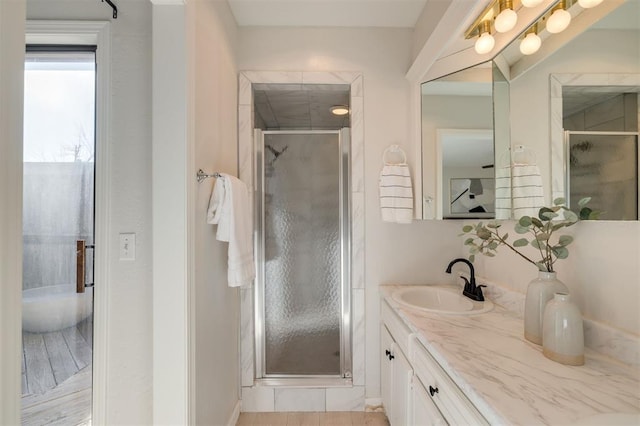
421,63,495,219
440,130,494,219
563,88,639,220
420,0,639,221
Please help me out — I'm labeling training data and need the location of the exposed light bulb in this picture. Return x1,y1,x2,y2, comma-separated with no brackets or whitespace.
521,0,544,6
495,8,518,33
475,31,495,54
474,21,495,55
546,8,571,34
578,0,603,8
520,32,542,55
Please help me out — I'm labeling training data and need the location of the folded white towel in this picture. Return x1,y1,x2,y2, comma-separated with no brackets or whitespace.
511,164,545,219
207,174,255,287
379,164,413,224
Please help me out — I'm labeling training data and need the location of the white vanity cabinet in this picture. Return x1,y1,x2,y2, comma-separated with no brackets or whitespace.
381,300,414,426
381,299,488,426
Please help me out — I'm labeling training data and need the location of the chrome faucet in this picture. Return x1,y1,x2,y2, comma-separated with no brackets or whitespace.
445,258,486,302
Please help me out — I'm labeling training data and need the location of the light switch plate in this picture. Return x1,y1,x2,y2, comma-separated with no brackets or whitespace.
119,233,136,261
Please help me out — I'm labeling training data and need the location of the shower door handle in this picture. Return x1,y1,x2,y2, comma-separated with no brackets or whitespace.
76,240,95,294
76,240,86,294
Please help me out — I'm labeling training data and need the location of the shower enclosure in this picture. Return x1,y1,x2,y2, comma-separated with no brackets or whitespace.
255,129,351,379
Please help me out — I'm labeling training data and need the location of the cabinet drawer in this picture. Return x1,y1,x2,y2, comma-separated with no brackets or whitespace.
381,300,412,356
411,338,488,426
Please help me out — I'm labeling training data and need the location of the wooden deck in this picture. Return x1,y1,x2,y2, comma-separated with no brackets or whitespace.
22,316,92,425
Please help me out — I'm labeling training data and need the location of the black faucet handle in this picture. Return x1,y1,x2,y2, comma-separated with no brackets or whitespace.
475,285,487,300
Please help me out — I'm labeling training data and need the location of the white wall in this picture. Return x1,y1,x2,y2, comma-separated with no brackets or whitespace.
27,1,153,423
0,0,25,423
192,0,241,424
473,28,640,336
237,27,463,400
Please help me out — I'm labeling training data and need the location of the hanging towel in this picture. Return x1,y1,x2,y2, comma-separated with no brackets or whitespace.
511,164,545,219
494,166,512,220
379,163,414,224
207,173,255,287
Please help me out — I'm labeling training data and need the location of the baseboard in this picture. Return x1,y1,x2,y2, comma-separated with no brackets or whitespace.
365,398,384,412
227,400,241,426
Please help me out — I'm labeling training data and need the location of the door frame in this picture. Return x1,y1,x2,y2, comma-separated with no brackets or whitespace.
25,20,111,424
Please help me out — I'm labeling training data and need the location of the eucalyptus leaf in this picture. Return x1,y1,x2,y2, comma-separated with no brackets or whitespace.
514,224,529,234
558,235,573,246
579,207,592,220
531,239,542,249
589,211,602,220
578,197,591,207
554,197,566,206
469,254,475,263
462,225,473,233
536,232,550,241
531,217,544,228
489,241,499,250
519,216,533,227
541,211,558,220
552,246,569,259
564,210,579,222
538,207,555,221
513,238,529,247
477,229,491,240
470,246,479,254
485,252,496,257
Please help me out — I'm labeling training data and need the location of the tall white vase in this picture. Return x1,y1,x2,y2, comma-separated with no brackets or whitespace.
542,292,585,366
524,271,568,345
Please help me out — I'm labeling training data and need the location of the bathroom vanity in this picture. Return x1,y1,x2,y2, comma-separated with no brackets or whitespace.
380,285,640,425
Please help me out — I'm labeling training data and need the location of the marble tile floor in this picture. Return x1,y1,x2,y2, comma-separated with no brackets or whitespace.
236,412,389,426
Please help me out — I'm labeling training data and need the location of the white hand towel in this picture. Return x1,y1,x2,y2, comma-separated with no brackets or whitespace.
207,174,255,287
494,166,512,220
511,164,545,219
379,164,413,224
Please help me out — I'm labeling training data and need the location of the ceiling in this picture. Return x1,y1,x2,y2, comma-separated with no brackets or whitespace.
227,0,429,27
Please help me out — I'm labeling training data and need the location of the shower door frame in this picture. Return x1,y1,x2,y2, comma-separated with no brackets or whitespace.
254,129,352,380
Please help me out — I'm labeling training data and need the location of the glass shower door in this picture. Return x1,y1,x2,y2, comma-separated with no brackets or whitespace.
22,49,96,425
257,130,350,378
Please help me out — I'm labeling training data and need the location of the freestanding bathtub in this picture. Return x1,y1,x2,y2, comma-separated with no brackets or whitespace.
22,284,93,333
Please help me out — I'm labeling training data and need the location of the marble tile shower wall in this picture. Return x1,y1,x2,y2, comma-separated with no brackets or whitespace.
238,71,366,412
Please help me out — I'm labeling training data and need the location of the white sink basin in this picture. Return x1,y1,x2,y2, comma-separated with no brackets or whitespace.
392,286,494,315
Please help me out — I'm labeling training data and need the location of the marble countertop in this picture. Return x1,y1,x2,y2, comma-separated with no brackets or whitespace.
381,285,640,425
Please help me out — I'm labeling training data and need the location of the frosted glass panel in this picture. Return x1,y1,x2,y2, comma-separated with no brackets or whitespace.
568,133,638,220
263,132,341,376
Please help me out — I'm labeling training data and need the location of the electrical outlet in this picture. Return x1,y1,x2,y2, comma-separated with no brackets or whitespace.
119,233,136,261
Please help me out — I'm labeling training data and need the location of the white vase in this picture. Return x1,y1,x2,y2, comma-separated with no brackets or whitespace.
524,271,568,345
542,293,585,366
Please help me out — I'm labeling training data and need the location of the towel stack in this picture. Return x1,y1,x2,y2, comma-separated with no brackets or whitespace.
207,173,255,287
379,164,414,224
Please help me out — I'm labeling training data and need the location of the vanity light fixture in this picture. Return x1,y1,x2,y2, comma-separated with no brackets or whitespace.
474,21,496,54
577,0,603,8
520,0,544,7
494,0,518,33
546,0,572,34
330,105,349,116
519,24,542,55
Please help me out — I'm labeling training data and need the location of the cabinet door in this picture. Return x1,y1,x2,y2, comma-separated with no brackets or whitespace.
381,325,394,418
391,343,412,426
412,377,447,426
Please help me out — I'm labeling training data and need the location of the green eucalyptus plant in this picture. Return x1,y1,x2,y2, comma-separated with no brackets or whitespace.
461,197,600,273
